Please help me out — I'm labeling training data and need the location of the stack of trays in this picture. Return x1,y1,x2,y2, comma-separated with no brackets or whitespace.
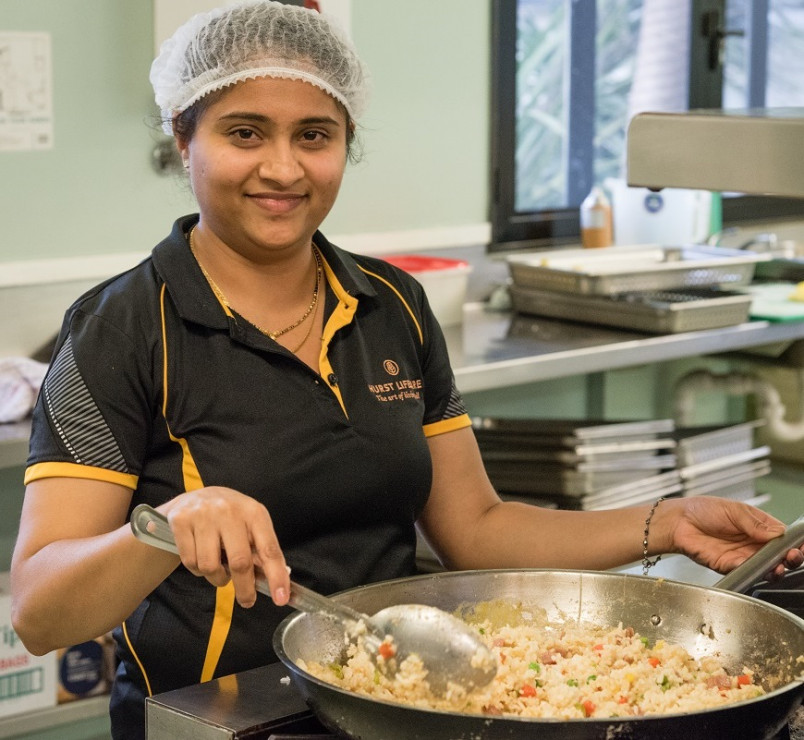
472,417,679,511
675,422,771,505
506,245,763,333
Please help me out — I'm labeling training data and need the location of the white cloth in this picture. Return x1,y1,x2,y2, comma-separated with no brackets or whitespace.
0,357,48,423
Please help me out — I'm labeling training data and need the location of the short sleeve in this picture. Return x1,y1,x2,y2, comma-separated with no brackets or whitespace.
417,290,471,438
25,305,156,489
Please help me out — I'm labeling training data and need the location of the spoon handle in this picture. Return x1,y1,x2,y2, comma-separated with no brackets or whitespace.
288,581,367,625
130,504,371,627
130,503,276,591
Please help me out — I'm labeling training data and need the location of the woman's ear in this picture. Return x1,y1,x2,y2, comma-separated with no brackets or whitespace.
174,138,190,171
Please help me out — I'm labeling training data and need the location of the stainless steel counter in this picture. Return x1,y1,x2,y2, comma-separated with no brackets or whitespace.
447,304,804,393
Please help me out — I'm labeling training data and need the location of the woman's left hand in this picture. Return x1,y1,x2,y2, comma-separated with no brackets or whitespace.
665,496,804,577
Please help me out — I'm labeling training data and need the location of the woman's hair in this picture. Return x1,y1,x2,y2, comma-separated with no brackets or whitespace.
151,0,369,138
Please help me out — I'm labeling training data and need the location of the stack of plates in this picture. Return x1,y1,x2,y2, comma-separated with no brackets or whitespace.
675,422,771,505
472,417,679,510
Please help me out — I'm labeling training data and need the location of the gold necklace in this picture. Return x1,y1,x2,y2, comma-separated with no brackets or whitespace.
188,227,323,348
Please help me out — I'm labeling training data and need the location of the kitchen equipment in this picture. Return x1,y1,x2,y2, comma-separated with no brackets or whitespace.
507,244,765,296
473,417,677,506
626,108,804,198
605,177,713,247
509,285,753,334
674,422,762,467
275,514,804,739
579,470,683,511
129,505,496,694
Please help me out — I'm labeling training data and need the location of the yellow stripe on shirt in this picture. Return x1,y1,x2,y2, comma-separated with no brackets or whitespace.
24,461,138,489
357,266,424,344
160,283,234,683
424,413,472,438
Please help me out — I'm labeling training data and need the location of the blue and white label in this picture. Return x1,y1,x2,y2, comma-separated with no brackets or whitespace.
643,193,664,214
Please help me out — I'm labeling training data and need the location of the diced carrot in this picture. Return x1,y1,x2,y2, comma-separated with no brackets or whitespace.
378,642,396,660
582,699,596,717
520,684,537,697
737,674,752,687
648,657,661,668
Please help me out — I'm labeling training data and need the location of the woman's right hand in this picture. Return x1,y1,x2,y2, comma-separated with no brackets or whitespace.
161,487,290,608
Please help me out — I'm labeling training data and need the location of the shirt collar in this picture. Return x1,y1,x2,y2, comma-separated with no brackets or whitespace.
151,215,377,331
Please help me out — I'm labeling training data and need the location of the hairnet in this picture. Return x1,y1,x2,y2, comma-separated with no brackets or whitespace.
150,0,369,135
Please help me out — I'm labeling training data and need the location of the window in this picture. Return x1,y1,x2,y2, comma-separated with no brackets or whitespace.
491,0,804,250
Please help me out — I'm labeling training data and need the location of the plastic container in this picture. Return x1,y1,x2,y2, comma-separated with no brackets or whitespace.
580,186,613,248
383,255,472,327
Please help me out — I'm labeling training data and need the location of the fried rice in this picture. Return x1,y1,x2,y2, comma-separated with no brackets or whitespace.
300,604,766,719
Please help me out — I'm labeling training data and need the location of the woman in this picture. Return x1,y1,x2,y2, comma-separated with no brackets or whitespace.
10,2,803,738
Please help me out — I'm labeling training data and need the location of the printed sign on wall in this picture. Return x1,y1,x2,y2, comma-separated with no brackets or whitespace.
0,32,53,152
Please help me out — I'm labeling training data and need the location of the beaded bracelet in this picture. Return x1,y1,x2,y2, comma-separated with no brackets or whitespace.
642,497,666,576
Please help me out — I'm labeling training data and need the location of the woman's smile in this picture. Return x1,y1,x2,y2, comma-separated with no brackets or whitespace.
247,190,307,214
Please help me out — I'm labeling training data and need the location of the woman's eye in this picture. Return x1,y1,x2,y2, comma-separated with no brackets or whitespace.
301,130,328,144
231,128,258,142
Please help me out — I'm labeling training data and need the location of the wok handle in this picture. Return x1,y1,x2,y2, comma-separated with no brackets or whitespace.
130,504,369,627
714,513,804,593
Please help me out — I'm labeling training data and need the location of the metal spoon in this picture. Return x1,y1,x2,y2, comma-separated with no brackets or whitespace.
130,504,497,694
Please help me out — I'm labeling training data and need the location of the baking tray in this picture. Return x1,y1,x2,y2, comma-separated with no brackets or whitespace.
507,244,766,295
674,422,762,467
678,445,770,480
471,416,675,440
482,453,676,473
477,447,676,465
509,285,753,333
682,460,771,497
581,471,683,511
484,467,667,497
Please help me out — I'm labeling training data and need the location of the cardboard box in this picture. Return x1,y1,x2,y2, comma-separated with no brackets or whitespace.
0,572,58,718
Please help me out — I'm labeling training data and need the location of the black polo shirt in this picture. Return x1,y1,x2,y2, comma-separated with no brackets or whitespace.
25,215,471,734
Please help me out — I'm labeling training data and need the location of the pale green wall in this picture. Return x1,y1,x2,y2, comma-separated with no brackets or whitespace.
0,0,489,263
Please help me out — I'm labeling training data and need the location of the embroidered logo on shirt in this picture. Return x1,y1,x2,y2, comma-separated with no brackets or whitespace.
369,359,421,403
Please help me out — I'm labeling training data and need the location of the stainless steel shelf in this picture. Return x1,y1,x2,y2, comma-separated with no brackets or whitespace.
447,304,804,394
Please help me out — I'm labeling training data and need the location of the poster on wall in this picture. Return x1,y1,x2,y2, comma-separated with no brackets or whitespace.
0,31,53,152
154,0,352,54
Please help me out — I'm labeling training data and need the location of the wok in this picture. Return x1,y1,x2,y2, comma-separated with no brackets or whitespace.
274,565,804,739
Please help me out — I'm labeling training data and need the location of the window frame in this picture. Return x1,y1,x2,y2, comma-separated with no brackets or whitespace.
490,0,804,252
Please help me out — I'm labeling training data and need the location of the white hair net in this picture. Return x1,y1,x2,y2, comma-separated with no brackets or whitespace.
151,0,369,135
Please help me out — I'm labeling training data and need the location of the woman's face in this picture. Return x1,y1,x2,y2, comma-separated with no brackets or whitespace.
180,76,349,258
